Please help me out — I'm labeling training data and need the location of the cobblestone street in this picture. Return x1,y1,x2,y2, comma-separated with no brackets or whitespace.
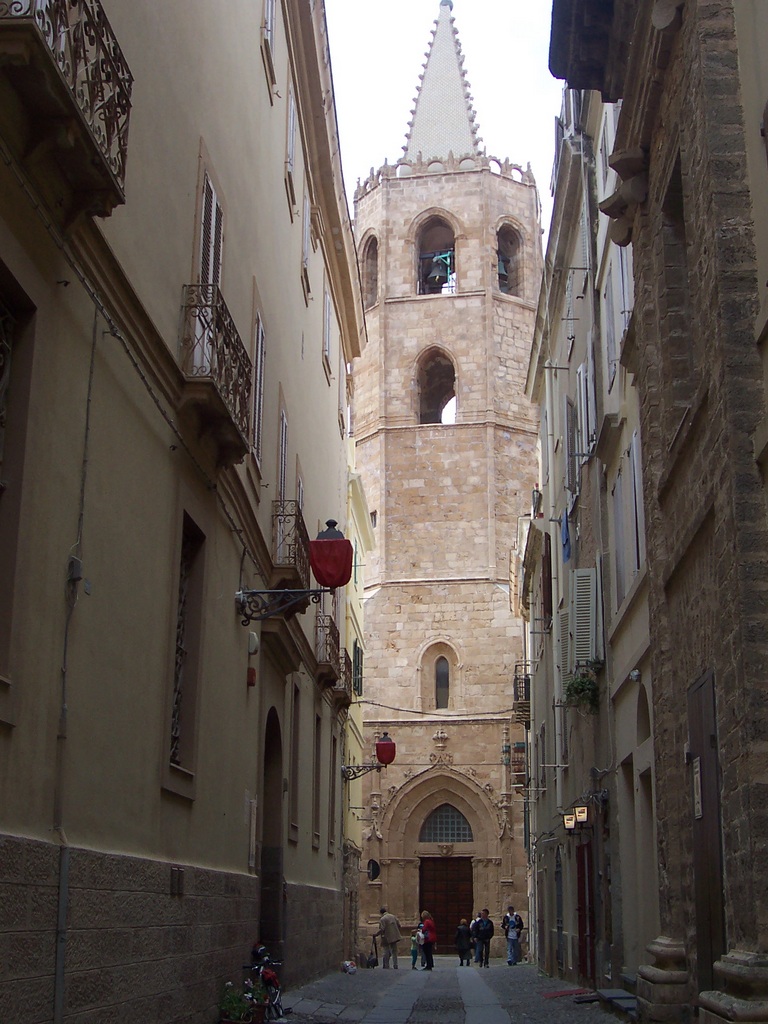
284,958,619,1024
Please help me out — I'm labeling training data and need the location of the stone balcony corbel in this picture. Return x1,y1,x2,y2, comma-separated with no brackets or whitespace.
652,0,685,34
599,148,649,247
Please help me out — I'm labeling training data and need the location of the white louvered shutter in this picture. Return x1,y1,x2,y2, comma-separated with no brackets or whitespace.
570,568,596,667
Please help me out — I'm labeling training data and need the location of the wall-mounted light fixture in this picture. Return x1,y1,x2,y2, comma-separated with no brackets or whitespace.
236,520,353,623
341,732,396,782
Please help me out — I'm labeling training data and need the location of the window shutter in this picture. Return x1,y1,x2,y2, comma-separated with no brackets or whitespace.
604,266,617,389
287,85,296,174
630,430,646,571
278,409,288,503
586,343,597,450
200,175,223,286
613,470,626,606
264,0,275,48
252,316,266,462
570,568,596,667
353,639,363,696
323,287,332,363
542,533,553,623
558,607,572,681
564,396,579,494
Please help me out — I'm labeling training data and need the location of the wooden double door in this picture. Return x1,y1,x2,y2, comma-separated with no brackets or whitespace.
419,857,473,946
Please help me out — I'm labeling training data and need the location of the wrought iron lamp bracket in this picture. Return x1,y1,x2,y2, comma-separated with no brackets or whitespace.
235,587,332,624
341,763,385,782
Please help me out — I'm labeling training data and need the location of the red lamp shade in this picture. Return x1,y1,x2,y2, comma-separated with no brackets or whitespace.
310,520,353,589
375,732,396,766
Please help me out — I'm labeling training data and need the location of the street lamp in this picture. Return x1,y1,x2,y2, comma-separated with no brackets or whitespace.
236,519,353,623
341,732,396,782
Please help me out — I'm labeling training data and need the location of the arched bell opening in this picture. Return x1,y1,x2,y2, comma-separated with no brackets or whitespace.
416,347,456,425
418,217,456,295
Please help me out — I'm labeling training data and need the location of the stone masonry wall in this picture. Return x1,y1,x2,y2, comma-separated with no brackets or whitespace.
0,833,260,1024
623,0,767,985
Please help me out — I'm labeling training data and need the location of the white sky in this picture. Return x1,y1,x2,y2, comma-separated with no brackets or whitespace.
325,0,564,235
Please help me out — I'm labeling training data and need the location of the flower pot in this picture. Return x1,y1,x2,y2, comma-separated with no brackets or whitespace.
220,1006,265,1024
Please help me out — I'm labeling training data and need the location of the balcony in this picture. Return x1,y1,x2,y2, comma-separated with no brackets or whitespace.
0,0,133,222
330,649,353,710
315,613,340,688
178,284,252,467
270,500,310,591
513,662,531,726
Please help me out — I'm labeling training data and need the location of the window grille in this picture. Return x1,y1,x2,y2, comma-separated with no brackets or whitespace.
419,803,473,843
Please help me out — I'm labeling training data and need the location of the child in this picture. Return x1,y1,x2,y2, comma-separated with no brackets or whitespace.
410,930,419,969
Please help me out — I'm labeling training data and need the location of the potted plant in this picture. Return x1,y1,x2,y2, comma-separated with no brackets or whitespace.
563,660,602,713
219,980,267,1023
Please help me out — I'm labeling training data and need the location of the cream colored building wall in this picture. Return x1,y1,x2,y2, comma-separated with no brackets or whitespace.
524,87,657,983
0,0,363,1014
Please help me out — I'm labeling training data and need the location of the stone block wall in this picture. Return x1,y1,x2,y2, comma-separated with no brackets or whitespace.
283,881,343,986
0,833,260,1024
613,0,768,1003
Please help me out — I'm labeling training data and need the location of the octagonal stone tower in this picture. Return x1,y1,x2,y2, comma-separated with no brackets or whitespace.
351,0,542,949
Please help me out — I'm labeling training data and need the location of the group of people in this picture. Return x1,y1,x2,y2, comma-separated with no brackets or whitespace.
375,904,524,972
375,908,437,971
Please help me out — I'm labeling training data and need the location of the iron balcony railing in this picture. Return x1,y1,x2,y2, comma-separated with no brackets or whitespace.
271,500,310,589
513,661,532,726
180,284,252,449
0,0,133,195
333,648,353,706
316,613,341,683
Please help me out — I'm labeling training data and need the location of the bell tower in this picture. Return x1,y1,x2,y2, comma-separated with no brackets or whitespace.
352,0,541,942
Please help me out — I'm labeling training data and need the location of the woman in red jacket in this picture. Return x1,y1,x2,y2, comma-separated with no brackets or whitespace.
420,911,437,971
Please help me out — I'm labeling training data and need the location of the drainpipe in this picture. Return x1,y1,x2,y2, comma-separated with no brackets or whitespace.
543,360,564,814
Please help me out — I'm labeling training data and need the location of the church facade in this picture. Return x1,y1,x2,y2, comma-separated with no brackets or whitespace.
351,0,541,952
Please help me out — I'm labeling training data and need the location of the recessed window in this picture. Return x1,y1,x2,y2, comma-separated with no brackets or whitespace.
169,513,205,772
362,236,378,309
497,225,522,295
435,656,449,709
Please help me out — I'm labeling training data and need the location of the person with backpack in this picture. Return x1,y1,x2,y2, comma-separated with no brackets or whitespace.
474,908,494,968
502,905,524,965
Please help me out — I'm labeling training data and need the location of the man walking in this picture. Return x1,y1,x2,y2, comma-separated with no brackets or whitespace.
475,908,494,968
378,907,402,969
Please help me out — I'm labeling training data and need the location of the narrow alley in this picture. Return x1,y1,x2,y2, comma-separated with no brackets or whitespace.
284,959,623,1024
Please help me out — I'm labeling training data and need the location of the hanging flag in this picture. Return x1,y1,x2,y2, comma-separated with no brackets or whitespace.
561,509,571,563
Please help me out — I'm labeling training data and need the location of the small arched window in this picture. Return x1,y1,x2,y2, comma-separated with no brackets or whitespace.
362,236,378,309
419,804,473,843
435,656,449,709
417,347,455,424
497,225,522,296
418,217,456,295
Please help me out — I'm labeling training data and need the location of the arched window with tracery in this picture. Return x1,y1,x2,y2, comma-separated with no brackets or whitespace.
418,216,456,295
419,803,473,843
362,235,378,309
417,347,456,424
497,224,522,296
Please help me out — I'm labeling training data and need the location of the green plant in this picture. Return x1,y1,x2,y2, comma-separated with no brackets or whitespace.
219,981,255,1022
564,661,602,712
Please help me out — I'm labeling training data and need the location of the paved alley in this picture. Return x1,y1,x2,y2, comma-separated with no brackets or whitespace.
284,958,620,1024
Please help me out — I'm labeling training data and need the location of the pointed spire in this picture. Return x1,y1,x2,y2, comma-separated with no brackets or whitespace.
402,1,481,163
